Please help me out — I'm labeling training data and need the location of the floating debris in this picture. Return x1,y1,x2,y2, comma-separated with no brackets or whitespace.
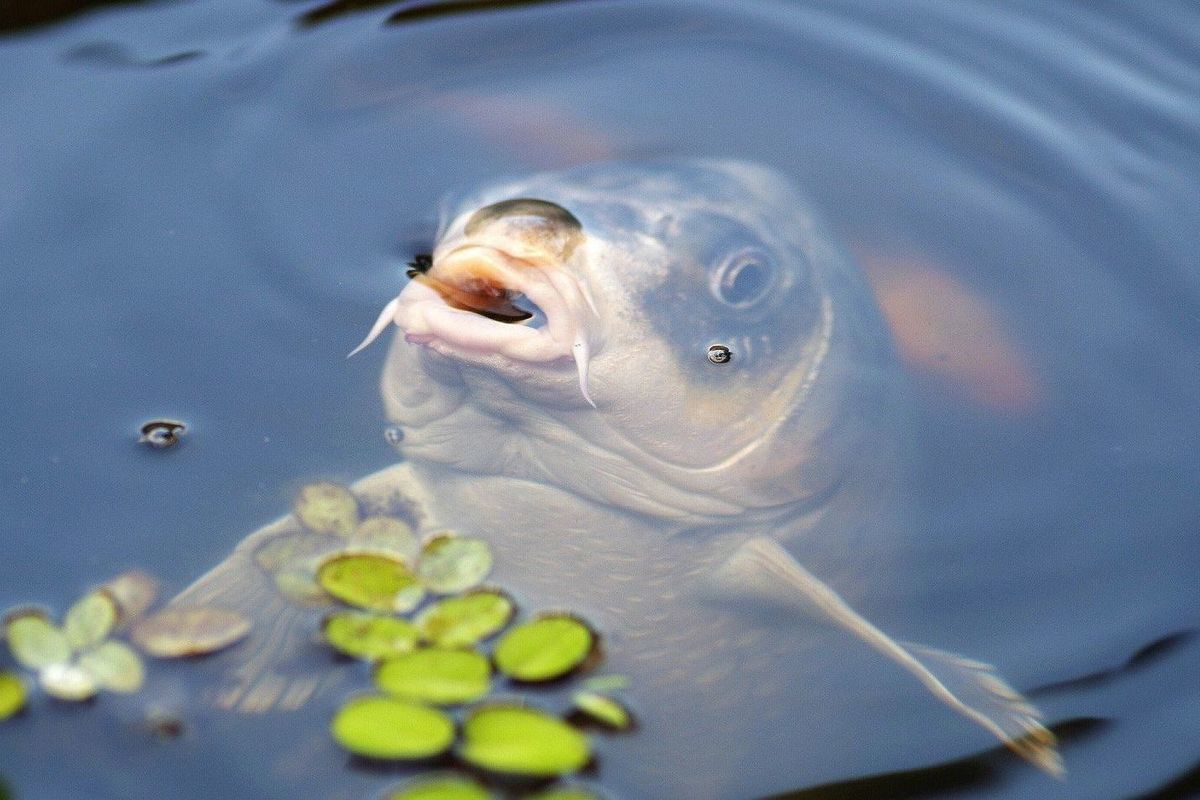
322,612,420,662
415,589,515,648
570,691,632,731
294,482,360,536
63,591,118,651
706,344,732,364
76,641,144,693
138,419,187,449
384,773,491,800
131,606,251,658
0,672,26,719
330,695,455,760
458,704,590,777
493,615,595,682
316,552,424,613
5,611,71,670
375,648,491,706
417,534,493,594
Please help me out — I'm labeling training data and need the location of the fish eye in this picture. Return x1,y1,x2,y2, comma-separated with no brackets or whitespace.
710,248,776,309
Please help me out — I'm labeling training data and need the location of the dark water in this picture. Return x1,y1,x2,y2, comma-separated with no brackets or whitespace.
1,1,1198,798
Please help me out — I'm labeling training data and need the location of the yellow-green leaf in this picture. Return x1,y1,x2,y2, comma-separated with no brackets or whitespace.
570,691,632,730
64,591,118,651
385,774,492,800
5,611,70,670
458,705,590,777
78,641,145,693
317,552,423,613
415,590,514,648
493,615,595,682
0,672,27,719
375,649,490,706
331,695,454,760
294,482,359,537
322,612,420,661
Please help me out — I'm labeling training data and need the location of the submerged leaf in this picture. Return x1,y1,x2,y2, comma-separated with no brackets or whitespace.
322,612,420,661
78,641,145,693
458,704,590,777
317,552,423,613
385,774,492,800
5,612,71,670
39,662,98,701
253,531,340,574
274,568,330,605
131,606,251,658
570,691,632,731
375,648,490,706
355,516,419,562
294,482,360,536
415,590,514,648
331,695,454,760
493,615,595,682
0,672,26,720
102,571,160,627
417,535,492,594
63,591,118,651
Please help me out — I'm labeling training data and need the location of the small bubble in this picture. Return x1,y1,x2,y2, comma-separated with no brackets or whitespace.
384,426,405,447
138,419,187,449
707,344,732,365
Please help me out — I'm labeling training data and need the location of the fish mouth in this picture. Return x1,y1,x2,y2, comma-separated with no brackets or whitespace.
350,243,601,406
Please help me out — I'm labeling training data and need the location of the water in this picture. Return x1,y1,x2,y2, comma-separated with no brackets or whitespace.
1,1,1198,798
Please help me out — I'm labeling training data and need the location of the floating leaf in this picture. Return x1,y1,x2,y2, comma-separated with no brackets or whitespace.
355,516,419,562
317,552,423,613
0,672,26,720
458,705,590,777
131,606,251,658
78,641,145,693
63,591,118,651
385,774,492,800
323,612,420,661
415,590,514,648
254,531,339,573
39,662,98,701
294,482,359,536
417,535,492,594
570,691,632,731
493,615,595,682
102,571,160,626
375,648,490,706
5,612,70,670
274,568,330,605
580,675,628,692
526,788,603,800
331,695,454,760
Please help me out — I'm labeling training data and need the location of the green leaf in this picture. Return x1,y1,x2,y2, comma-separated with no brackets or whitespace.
39,662,98,701
570,691,632,730
317,552,424,613
415,590,514,648
131,606,252,658
375,648,490,706
384,774,492,800
78,641,145,693
417,535,492,594
294,482,359,537
493,615,595,682
330,695,454,760
5,612,70,670
0,672,27,720
458,705,590,777
322,612,420,661
63,591,118,651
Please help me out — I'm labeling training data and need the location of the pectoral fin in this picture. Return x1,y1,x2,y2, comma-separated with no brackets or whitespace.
715,537,1063,776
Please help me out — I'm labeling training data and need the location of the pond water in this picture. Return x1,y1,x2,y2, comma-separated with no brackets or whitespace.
1,1,1199,799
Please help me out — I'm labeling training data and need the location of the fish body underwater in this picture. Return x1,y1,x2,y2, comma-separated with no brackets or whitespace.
174,160,1058,798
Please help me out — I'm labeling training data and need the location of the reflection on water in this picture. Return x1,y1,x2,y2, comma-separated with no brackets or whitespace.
0,1,1198,799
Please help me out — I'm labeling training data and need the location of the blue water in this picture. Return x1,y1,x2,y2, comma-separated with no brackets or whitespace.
1,1,1198,798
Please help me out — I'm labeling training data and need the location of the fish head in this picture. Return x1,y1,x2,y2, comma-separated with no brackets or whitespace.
366,160,898,522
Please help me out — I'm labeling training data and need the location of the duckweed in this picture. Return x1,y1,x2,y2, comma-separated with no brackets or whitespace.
317,552,424,613
570,691,632,731
0,672,26,719
322,612,420,661
493,615,595,682
375,648,491,706
63,591,118,651
5,612,71,670
385,774,492,800
458,704,590,777
331,695,455,760
355,516,419,562
415,590,514,648
417,535,493,594
131,606,251,658
294,482,359,536
76,641,144,693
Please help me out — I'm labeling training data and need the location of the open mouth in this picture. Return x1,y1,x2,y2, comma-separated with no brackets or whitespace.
350,244,600,405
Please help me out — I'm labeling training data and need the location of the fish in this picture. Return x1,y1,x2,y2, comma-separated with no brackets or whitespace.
171,159,1060,797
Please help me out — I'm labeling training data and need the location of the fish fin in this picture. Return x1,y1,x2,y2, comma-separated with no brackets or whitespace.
347,294,401,358
715,537,1063,776
572,337,596,408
